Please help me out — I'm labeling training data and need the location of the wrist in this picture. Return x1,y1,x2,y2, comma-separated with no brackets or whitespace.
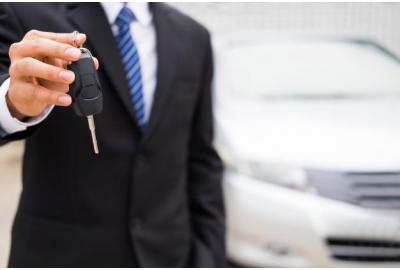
5,92,26,121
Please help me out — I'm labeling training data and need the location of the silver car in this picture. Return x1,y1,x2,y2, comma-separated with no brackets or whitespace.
214,34,400,267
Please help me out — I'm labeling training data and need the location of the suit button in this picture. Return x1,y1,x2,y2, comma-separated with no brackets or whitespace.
132,219,142,232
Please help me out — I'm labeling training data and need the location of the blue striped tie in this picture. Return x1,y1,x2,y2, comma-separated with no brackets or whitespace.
115,6,146,128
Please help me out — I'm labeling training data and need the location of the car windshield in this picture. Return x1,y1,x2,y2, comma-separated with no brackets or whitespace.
216,39,400,99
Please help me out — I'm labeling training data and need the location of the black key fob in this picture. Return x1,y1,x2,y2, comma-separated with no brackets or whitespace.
68,48,103,117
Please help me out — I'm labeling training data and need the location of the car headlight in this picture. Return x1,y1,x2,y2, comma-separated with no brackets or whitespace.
232,160,311,191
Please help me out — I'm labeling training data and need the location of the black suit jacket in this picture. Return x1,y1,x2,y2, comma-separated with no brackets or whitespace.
0,3,225,267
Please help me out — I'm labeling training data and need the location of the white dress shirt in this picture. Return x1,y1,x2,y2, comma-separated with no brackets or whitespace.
0,2,157,134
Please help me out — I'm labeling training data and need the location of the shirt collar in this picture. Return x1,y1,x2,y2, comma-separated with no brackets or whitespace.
101,2,152,26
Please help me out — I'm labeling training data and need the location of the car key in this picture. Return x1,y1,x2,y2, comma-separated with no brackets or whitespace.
68,32,103,154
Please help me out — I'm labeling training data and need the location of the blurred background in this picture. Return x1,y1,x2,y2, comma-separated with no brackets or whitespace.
1,2,400,267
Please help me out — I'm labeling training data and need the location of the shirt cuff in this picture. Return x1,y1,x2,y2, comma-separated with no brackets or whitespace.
0,78,54,134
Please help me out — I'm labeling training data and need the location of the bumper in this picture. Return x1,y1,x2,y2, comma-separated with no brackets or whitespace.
224,171,400,267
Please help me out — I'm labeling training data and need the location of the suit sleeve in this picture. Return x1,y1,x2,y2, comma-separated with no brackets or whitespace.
187,34,226,267
0,3,39,146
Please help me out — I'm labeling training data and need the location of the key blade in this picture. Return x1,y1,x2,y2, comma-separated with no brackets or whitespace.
87,115,99,154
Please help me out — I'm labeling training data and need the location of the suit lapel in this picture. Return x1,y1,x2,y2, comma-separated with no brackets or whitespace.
66,3,140,130
144,3,179,140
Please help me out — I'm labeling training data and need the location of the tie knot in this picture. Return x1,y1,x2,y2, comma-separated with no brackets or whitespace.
116,6,136,26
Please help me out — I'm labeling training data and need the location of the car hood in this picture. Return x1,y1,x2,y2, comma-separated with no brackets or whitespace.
215,97,400,172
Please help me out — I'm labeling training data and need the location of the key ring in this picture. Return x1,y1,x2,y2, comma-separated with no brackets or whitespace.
72,30,79,48
72,30,92,56
72,30,84,48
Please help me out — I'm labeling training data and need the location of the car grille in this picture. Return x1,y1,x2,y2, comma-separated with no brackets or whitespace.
306,170,400,209
327,238,400,262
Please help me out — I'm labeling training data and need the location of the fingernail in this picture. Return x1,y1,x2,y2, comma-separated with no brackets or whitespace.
58,95,72,105
65,47,81,58
59,70,74,82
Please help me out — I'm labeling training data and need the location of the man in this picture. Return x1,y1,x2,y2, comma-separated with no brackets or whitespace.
0,2,225,267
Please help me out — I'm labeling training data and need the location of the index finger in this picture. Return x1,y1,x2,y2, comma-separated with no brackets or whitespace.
24,30,86,47
17,38,82,62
